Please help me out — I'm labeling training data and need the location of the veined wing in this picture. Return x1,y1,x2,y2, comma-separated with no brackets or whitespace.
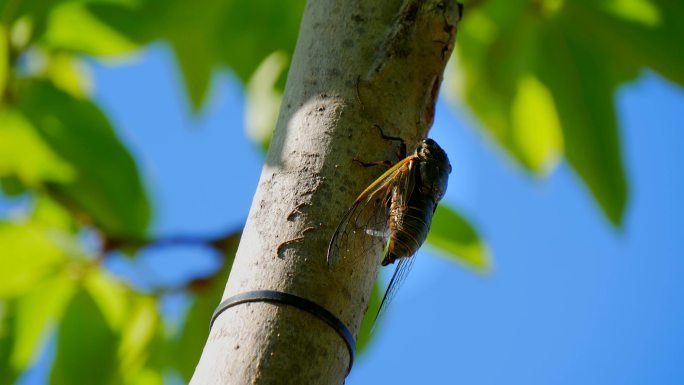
374,255,418,327
327,155,418,269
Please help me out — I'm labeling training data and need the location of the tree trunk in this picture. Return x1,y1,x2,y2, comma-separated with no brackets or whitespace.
190,0,461,383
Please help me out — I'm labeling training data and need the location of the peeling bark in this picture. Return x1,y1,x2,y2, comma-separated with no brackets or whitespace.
190,1,461,384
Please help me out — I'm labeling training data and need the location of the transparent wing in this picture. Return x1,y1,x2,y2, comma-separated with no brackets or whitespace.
327,156,417,269
374,255,418,327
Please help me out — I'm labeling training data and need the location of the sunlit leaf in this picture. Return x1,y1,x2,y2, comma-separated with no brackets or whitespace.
11,274,74,372
50,287,120,385
32,195,75,230
141,325,173,378
81,271,160,383
510,74,563,174
84,270,130,331
426,205,491,273
17,80,150,237
128,368,163,385
599,0,660,27
41,2,139,57
0,222,67,298
0,108,75,186
44,53,92,98
118,296,159,381
245,51,287,151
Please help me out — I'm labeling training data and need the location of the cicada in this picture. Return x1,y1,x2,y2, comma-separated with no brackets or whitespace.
327,130,451,320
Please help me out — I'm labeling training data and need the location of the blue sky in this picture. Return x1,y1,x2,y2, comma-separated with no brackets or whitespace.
11,43,684,384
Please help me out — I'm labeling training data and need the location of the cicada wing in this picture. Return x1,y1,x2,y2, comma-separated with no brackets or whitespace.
327,191,391,269
374,255,418,327
327,156,417,269
394,157,417,212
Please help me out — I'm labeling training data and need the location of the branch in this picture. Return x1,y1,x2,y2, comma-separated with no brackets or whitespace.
191,1,462,383
101,228,242,256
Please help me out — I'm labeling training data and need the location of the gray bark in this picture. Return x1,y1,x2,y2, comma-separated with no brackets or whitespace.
190,0,461,383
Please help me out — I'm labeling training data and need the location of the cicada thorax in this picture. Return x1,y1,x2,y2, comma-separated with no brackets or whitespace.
383,189,436,266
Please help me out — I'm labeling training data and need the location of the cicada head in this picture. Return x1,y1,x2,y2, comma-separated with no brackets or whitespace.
417,139,451,172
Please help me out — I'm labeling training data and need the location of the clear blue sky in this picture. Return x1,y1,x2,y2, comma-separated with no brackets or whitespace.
14,43,684,384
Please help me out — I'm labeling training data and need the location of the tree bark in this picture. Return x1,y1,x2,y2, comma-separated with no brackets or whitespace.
190,0,461,384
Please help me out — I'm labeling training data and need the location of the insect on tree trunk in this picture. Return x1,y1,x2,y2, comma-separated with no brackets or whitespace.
190,0,461,383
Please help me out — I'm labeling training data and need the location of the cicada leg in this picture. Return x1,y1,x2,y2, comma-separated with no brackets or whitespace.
353,124,408,168
373,124,407,159
353,158,393,168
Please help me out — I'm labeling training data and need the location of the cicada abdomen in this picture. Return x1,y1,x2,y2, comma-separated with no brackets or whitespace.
384,189,435,265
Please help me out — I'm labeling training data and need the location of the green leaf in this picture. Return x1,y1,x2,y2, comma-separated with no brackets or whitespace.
50,286,120,385
141,326,172,378
0,108,75,186
173,37,215,112
11,274,74,372
43,53,92,98
535,20,628,225
0,222,67,298
566,0,684,86
356,281,382,355
80,271,160,383
0,176,27,196
510,74,563,174
0,300,19,385
83,3,157,46
598,0,660,27
0,1,66,49
41,2,139,57
118,296,159,380
451,5,562,174
426,205,491,273
244,51,288,151
17,80,150,237
170,232,240,382
451,2,631,225
0,25,7,98
88,0,304,110
209,0,304,82
84,270,131,331
127,368,163,385
32,195,75,231
174,0,303,110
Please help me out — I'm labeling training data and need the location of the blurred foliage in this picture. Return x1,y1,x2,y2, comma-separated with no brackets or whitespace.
427,205,491,273
0,0,681,383
453,0,683,225
17,80,150,237
356,282,382,355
